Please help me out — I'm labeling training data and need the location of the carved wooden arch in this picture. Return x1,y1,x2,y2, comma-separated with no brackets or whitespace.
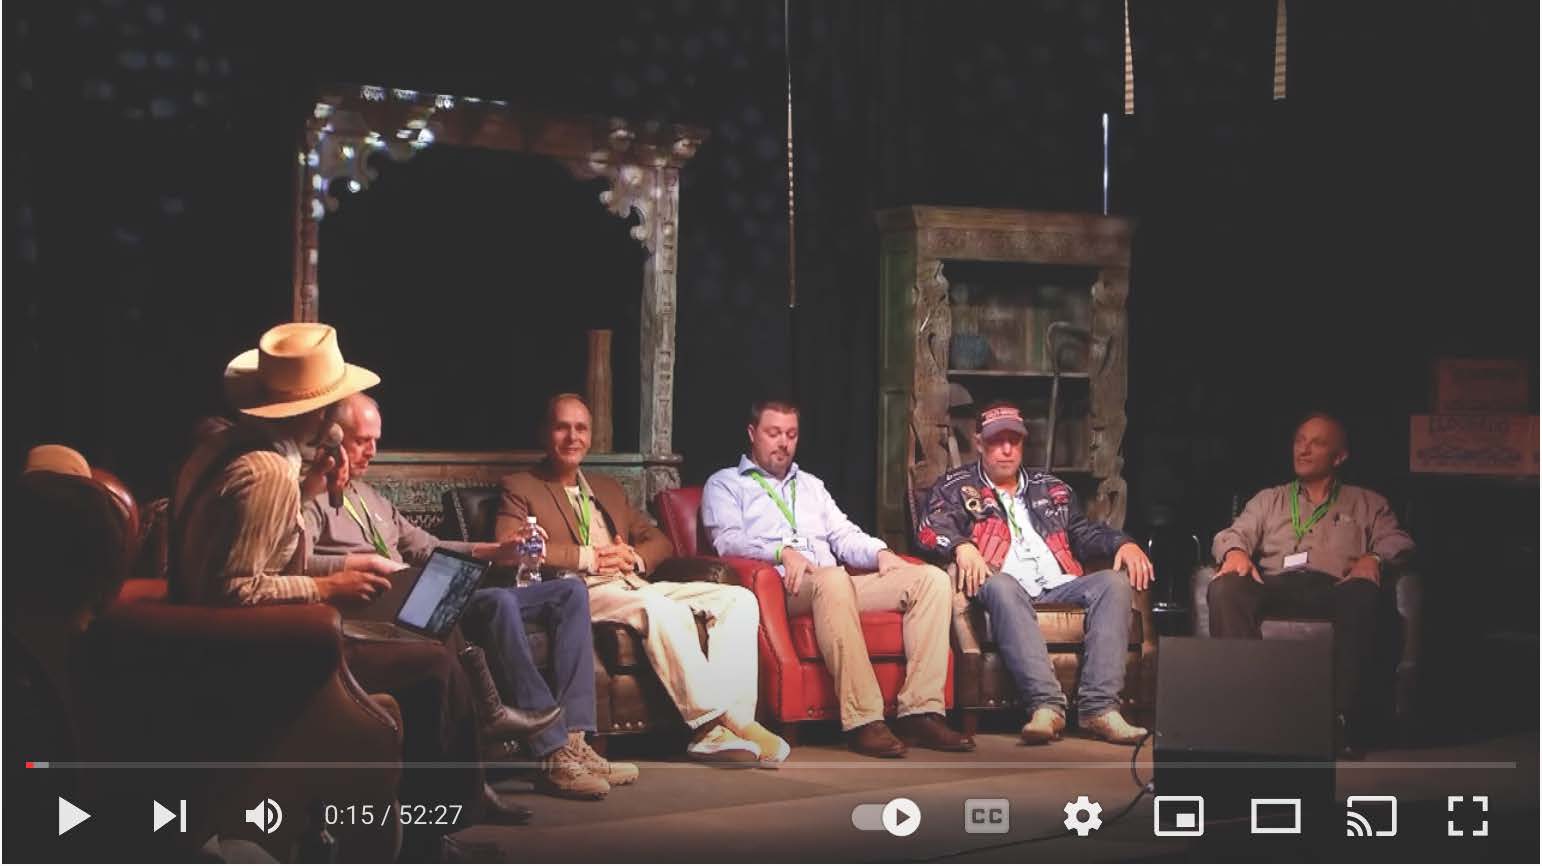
290,84,706,501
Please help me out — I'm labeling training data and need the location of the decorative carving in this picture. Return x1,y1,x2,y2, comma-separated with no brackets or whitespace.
911,257,953,491
291,85,707,493
921,228,1127,266
1086,268,1130,529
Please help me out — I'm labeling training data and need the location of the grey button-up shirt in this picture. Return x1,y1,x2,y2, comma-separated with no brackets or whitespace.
303,478,473,575
1212,482,1415,578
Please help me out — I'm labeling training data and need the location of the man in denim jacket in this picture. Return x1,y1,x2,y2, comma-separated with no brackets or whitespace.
918,401,1153,745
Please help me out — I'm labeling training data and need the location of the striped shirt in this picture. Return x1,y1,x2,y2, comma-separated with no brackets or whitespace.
169,422,321,606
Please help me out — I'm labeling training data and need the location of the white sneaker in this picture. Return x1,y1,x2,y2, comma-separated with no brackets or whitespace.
686,724,761,768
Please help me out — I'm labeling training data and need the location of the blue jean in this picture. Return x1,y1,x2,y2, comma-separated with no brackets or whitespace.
461,579,596,758
974,569,1133,721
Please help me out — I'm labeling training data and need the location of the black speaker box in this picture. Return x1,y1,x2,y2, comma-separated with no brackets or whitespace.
1155,636,1336,841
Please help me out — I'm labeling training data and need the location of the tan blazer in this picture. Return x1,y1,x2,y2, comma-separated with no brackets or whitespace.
495,461,674,574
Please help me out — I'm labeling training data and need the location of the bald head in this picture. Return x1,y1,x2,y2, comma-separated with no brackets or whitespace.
335,393,382,476
1292,413,1348,482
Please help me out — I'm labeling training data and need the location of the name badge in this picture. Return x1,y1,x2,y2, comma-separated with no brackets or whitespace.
783,535,812,553
1283,551,1310,570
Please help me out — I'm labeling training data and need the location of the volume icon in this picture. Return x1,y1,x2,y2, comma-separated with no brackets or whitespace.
244,798,283,834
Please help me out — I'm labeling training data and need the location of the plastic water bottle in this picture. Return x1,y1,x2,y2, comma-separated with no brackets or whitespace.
515,515,545,587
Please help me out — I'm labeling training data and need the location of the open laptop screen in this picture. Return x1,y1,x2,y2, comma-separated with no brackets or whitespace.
396,549,488,637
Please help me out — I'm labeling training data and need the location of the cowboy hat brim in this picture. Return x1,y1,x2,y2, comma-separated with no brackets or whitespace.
223,348,381,418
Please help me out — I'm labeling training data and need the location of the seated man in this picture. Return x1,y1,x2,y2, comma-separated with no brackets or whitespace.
1208,412,1414,756
704,398,973,758
304,393,631,799
168,323,508,854
918,401,1152,745
496,394,788,766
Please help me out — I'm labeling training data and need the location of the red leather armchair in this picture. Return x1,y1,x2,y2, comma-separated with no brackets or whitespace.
653,486,953,742
69,473,403,862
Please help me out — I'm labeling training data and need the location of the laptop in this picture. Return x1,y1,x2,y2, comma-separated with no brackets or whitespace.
341,548,490,643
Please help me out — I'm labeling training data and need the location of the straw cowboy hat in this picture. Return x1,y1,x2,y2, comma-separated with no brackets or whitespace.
223,323,380,418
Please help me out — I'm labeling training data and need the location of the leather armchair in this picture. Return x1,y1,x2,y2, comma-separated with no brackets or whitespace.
652,486,954,742
444,487,717,742
1190,561,1422,726
77,579,403,862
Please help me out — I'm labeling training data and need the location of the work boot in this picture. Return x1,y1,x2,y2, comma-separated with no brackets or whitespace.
534,742,610,800
568,732,640,786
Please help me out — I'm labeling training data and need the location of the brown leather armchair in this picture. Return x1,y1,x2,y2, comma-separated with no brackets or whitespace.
67,471,402,862
444,487,719,744
78,579,404,862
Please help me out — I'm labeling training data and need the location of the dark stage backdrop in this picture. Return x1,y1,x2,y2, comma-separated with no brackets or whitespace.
8,1,1536,587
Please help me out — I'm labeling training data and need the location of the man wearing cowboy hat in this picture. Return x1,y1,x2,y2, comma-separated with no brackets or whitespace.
168,323,519,852
917,400,1153,746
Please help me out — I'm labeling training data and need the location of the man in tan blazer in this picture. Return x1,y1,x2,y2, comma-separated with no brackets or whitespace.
496,394,790,766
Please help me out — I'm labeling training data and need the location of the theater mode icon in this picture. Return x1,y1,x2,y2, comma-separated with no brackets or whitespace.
1250,798,1302,835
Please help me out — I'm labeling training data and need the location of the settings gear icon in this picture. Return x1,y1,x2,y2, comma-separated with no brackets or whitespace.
1063,795,1104,836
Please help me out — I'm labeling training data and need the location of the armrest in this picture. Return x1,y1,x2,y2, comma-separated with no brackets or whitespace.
78,602,399,754
720,557,794,657
648,556,738,585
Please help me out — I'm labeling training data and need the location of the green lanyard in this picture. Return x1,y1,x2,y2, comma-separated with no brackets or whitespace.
748,470,797,532
990,475,1026,540
1290,480,1339,541
571,484,593,545
342,493,392,559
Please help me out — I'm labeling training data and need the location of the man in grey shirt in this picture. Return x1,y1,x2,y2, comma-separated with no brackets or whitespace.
1209,412,1415,755
305,394,633,800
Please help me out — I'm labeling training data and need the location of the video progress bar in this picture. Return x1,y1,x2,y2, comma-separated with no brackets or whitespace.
29,760,1521,770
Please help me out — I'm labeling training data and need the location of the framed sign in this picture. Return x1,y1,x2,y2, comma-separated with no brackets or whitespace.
1409,414,1539,477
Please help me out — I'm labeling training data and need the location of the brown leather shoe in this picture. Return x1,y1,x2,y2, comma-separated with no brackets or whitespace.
891,713,976,752
847,721,909,758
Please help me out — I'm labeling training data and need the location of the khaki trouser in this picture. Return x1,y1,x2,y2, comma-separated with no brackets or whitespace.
785,563,951,730
587,576,760,730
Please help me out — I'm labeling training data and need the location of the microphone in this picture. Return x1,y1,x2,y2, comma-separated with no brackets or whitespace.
322,423,345,508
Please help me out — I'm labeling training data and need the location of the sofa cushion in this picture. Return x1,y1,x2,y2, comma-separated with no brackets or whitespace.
790,610,907,662
965,601,1143,647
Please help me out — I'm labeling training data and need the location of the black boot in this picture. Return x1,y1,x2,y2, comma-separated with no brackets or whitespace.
457,645,562,742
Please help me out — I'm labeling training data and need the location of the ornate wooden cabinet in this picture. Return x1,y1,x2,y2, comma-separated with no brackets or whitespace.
874,207,1133,551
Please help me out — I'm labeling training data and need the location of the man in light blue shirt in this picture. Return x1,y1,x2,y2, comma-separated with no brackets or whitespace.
703,399,973,758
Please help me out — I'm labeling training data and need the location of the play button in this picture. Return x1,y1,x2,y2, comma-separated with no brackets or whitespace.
882,797,921,837
58,798,90,836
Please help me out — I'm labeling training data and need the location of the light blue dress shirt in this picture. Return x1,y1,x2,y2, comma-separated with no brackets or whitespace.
702,454,889,572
